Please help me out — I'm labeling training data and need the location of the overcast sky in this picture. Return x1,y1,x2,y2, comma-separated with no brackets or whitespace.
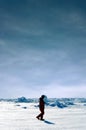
0,0,86,98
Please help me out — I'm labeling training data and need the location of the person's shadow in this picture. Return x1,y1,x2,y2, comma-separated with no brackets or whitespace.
44,120,55,125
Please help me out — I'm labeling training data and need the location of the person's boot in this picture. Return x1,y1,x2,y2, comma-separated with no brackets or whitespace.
36,116,39,120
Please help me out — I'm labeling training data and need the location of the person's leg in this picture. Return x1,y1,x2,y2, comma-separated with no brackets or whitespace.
36,110,44,120
40,109,44,120
36,113,42,119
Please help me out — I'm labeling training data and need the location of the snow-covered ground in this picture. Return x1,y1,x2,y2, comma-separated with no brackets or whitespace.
0,98,86,130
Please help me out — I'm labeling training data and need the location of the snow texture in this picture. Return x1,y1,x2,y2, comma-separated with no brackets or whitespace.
0,98,86,130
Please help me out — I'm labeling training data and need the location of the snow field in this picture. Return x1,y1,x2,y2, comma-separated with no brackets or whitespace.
0,101,86,130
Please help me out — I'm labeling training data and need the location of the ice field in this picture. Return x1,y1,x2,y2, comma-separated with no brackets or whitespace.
0,98,86,130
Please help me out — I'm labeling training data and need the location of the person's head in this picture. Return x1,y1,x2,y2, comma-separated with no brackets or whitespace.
41,95,45,99
41,95,48,102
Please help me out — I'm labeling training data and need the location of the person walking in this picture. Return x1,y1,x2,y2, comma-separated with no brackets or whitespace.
36,95,47,120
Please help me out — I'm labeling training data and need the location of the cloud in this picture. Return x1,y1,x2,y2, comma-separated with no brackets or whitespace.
0,0,86,98
43,83,86,98
0,0,86,41
0,39,6,46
